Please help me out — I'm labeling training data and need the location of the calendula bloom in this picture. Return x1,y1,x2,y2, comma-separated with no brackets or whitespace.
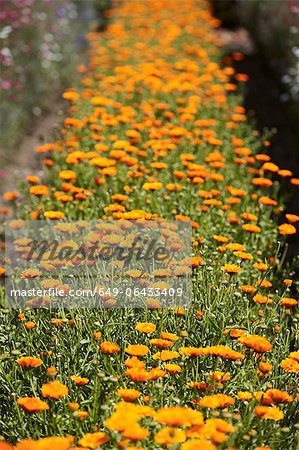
122,423,150,441
252,177,273,187
280,297,298,307
24,321,36,330
181,440,216,450
20,269,42,278
262,389,293,405
254,406,284,421
70,375,89,386
153,350,180,361
125,344,149,356
259,196,277,206
16,356,42,368
41,381,69,399
29,185,49,196
280,351,299,373
258,279,272,288
68,402,79,411
154,427,186,446
253,262,268,271
135,322,156,334
164,363,182,374
238,335,272,353
241,285,257,294
242,224,261,233
15,436,74,450
44,211,64,220
17,397,49,413
148,368,166,380
93,331,102,340
253,294,272,304
224,328,246,339
125,368,150,382
209,371,231,383
225,242,245,251
222,264,242,274
233,251,253,260
285,213,299,223
116,388,141,401
100,341,120,354
142,182,163,190
258,362,273,373
77,432,109,448
199,394,234,409
59,170,77,181
125,356,146,369
278,223,296,235
155,407,203,427
150,338,173,349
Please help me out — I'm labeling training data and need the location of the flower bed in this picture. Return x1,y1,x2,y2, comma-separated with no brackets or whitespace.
0,0,298,449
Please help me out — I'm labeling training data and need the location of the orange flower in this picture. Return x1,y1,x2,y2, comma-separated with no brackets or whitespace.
153,350,179,361
59,170,76,181
125,344,149,357
280,352,299,373
259,196,277,206
254,406,284,421
24,321,36,330
253,262,268,272
154,427,186,446
142,182,163,190
29,185,49,196
68,402,79,411
77,432,109,448
240,285,257,294
0,443,13,450
93,331,102,341
242,224,261,233
280,297,298,307
3,191,19,201
116,388,141,401
238,335,272,353
278,223,296,235
135,322,156,334
252,178,273,187
258,362,273,373
253,294,272,304
150,338,173,349
155,407,203,427
17,397,49,413
70,375,89,386
285,213,299,223
100,341,120,354
125,368,150,382
16,356,43,368
221,264,242,274
262,389,293,405
164,363,182,374
41,380,69,399
199,394,234,409
181,440,216,450
44,211,64,220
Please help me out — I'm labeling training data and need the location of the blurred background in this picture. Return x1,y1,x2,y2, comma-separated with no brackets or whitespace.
0,0,112,152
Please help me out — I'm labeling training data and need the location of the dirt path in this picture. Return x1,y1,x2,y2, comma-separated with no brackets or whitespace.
0,103,64,195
